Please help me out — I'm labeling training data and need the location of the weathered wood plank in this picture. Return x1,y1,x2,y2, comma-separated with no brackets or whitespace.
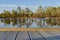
0,32,11,40
29,31,45,40
4,32,18,40
0,32,6,39
16,31,29,40
0,31,60,40
46,31,60,39
38,31,60,40
46,31,60,36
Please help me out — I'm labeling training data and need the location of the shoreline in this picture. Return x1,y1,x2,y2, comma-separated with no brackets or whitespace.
0,28,60,31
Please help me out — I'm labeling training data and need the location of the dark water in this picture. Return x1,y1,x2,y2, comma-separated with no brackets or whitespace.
0,18,60,28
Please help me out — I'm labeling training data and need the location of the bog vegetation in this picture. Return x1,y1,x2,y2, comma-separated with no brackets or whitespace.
0,5,60,18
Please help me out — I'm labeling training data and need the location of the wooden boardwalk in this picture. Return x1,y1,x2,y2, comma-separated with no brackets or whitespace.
0,31,60,40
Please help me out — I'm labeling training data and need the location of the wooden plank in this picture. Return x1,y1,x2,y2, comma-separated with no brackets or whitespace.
4,32,18,40
0,32,5,36
0,32,6,39
38,31,60,40
0,32,11,40
29,31,45,40
0,31,60,40
46,31,60,39
16,31,30,40
46,31,60,36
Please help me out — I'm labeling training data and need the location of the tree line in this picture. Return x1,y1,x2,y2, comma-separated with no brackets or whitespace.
0,6,60,18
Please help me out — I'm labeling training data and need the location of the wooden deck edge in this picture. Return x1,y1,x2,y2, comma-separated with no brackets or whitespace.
0,28,60,31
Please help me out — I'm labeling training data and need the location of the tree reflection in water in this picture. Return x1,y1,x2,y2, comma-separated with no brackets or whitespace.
0,18,33,28
0,18,60,28
45,18,60,28
1,19,10,26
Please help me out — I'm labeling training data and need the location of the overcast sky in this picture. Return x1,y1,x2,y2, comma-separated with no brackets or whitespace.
0,0,60,13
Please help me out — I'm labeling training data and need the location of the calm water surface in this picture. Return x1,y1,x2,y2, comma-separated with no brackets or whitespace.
0,18,60,28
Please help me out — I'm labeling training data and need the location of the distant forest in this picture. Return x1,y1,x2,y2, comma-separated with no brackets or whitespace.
0,5,60,18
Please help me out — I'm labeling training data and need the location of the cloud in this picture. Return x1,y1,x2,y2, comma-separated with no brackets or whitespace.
0,4,38,13
0,4,38,8
0,4,18,7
